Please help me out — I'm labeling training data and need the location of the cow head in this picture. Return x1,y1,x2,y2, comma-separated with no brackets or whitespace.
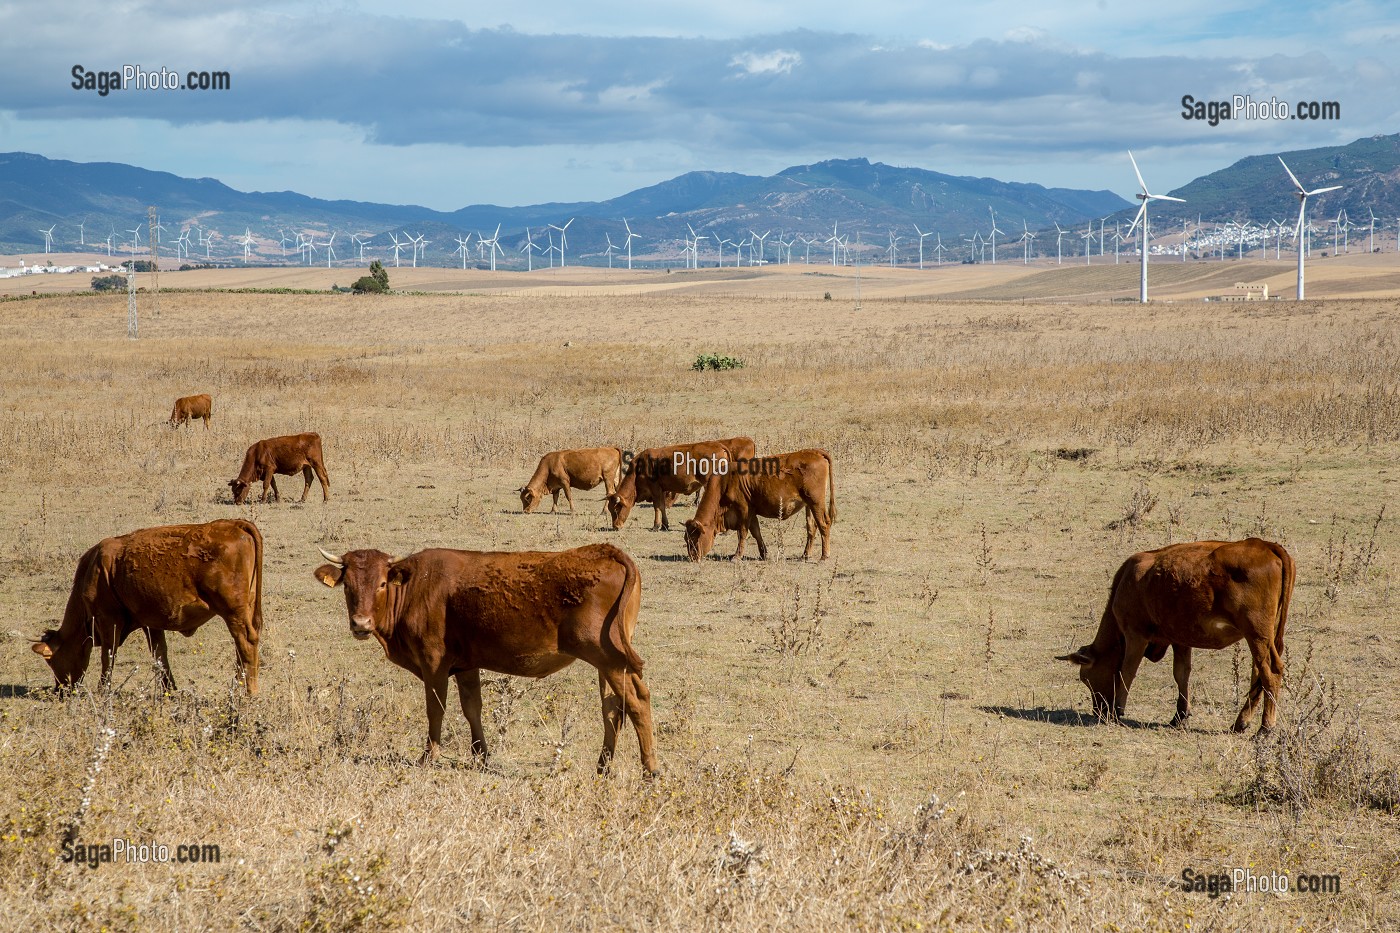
228,478,251,505
31,628,92,690
519,486,540,513
1056,644,1126,721
606,494,631,529
683,518,714,562
314,547,403,640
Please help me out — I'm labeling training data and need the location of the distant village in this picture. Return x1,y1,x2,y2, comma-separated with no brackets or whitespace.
0,259,124,279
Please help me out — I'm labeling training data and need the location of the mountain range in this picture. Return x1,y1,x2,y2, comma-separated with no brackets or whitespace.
2,134,1398,265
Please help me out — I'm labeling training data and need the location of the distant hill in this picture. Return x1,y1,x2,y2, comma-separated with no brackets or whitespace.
1117,134,1400,230
0,151,1130,266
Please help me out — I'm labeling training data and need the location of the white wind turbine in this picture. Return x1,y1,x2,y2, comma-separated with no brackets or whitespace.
520,228,540,271
77,219,86,246
622,218,639,270
352,234,372,262
388,233,406,267
932,234,947,266
239,228,255,263
481,224,503,271
604,232,616,268
886,230,899,267
323,232,337,267
548,219,574,267
104,229,115,257
408,233,427,268
175,229,192,259
1368,209,1377,253
987,208,1004,265
278,229,292,259
454,234,472,269
40,224,56,256
1280,156,1342,300
749,229,770,265
301,234,317,265
1125,150,1186,303
826,223,840,266
1080,225,1092,265
1018,220,1035,264
716,237,730,267
913,224,933,270
200,228,216,260
127,224,143,252
1054,223,1066,264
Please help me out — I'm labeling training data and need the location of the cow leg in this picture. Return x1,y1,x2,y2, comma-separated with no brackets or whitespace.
549,488,560,513
145,629,177,692
263,472,279,503
455,669,488,760
299,465,314,502
1169,646,1193,727
814,504,833,560
420,675,450,765
225,607,260,695
1114,634,1151,722
202,414,209,430
563,484,576,514
313,460,331,502
731,520,749,561
598,667,658,776
596,669,626,773
1234,638,1283,733
656,499,669,532
749,515,768,561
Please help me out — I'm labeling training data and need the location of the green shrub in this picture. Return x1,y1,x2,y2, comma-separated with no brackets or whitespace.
692,353,746,372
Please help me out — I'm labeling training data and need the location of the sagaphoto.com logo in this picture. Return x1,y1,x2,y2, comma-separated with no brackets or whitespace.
72,64,231,97
1181,94,1340,126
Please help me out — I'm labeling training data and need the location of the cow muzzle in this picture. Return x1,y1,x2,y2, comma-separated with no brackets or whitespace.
349,617,374,640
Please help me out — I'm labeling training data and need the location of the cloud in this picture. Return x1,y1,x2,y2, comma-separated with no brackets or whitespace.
729,49,802,76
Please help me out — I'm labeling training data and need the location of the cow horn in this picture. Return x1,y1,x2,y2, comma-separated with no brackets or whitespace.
318,547,343,566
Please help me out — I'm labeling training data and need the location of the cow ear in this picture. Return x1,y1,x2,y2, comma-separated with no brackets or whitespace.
31,641,54,659
314,564,344,588
387,564,411,587
1055,648,1094,665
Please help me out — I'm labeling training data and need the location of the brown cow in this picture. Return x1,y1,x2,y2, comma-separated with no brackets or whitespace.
31,519,264,694
314,543,657,773
168,393,212,429
684,448,836,561
607,436,756,531
229,432,330,504
519,446,623,514
1056,538,1295,733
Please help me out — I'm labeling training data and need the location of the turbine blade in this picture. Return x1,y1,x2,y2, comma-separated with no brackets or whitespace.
1126,203,1147,236
1278,157,1305,192
1128,150,1148,192
1306,185,1344,196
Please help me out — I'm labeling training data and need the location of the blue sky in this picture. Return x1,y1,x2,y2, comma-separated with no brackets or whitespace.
1,0,1395,209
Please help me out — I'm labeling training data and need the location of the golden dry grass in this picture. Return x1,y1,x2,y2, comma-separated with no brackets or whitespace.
1,280,1398,930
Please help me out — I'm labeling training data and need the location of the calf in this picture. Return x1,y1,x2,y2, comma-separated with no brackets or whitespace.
228,432,330,504
519,446,623,513
169,393,212,429
684,448,835,561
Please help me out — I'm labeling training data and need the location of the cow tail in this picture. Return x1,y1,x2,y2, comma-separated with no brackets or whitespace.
1272,542,1295,655
606,549,646,674
822,449,837,523
235,519,265,635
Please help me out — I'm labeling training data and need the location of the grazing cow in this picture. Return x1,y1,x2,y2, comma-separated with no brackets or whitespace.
314,543,657,773
607,436,756,531
684,448,836,561
168,393,213,430
519,446,624,514
1056,538,1295,733
228,432,330,504
31,519,264,694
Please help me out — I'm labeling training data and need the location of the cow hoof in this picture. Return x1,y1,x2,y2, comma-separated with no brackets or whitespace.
1168,714,1189,729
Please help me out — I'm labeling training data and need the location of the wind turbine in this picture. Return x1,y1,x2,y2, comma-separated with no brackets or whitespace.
548,219,574,267
454,234,471,269
104,229,115,257
277,229,292,259
77,220,86,247
886,230,899,267
913,224,933,270
750,230,770,265
388,233,405,267
352,234,372,262
175,229,192,259
604,232,616,268
409,233,427,268
932,234,947,266
127,225,143,252
40,225,56,257
1054,223,1066,265
1018,220,1035,264
239,228,254,263
323,232,337,268
1368,209,1377,253
1279,156,1342,300
481,225,503,271
1081,225,1093,266
520,228,540,271
987,208,1003,265
1125,150,1186,303
826,223,840,266
622,218,639,270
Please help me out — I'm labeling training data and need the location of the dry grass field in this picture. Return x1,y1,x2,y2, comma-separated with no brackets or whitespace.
1,270,1398,930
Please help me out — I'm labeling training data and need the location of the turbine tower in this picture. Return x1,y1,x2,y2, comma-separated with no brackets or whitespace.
548,219,574,267
454,234,471,269
622,218,639,270
388,233,405,267
1054,223,1065,264
40,225,56,257
987,208,1003,265
1125,151,1186,304
1280,156,1342,300
913,224,933,270
520,228,540,271
323,232,337,268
